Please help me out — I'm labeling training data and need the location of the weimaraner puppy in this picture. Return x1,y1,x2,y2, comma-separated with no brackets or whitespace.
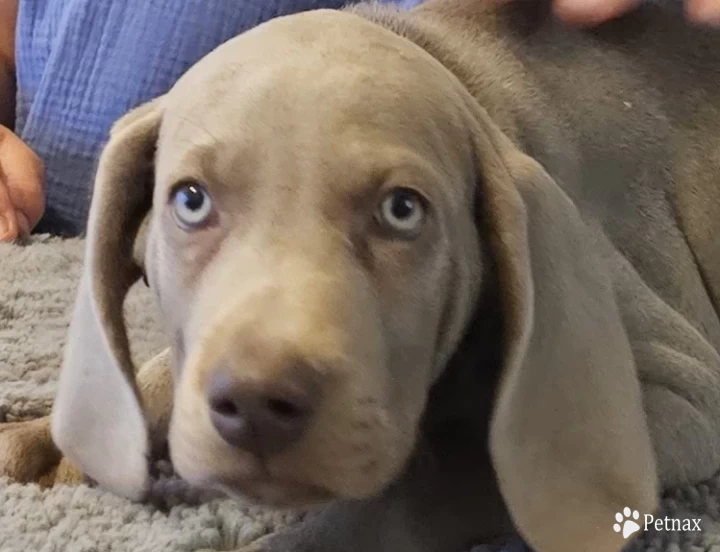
2,0,720,551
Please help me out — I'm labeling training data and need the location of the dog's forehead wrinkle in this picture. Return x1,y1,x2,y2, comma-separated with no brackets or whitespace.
163,111,221,146
156,115,236,189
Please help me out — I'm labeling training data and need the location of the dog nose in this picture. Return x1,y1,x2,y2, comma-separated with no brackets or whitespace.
207,371,317,456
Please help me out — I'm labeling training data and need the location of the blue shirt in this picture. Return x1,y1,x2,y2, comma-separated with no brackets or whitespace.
15,0,421,236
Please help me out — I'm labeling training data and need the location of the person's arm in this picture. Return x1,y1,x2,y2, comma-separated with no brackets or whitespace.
0,0,18,129
0,0,45,241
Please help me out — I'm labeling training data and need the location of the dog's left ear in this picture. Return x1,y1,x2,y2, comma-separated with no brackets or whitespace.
51,98,163,500
468,103,659,552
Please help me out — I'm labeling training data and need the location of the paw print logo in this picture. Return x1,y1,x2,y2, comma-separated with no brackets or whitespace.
614,507,641,539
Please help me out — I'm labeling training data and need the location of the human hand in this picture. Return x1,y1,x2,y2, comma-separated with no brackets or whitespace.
510,0,720,27
0,125,44,242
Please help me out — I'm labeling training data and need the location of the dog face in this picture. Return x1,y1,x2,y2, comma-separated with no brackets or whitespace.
52,8,658,552
145,12,482,504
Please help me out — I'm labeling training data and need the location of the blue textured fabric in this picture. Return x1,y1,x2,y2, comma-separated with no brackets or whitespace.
15,0,422,236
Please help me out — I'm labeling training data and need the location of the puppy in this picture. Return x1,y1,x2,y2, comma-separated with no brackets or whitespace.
43,1,720,551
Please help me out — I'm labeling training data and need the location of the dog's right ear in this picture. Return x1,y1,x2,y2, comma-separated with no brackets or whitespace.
51,97,164,501
465,100,658,552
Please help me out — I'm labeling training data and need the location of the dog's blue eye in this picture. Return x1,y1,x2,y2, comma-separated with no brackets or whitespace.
172,181,213,228
377,188,425,237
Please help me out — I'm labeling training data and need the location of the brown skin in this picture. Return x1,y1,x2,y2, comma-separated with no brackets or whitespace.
0,0,17,129
549,0,720,27
0,0,44,242
489,0,720,26
0,126,45,239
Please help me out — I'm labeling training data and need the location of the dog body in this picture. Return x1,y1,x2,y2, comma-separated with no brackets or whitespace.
401,0,720,350
394,0,720,478
38,2,720,552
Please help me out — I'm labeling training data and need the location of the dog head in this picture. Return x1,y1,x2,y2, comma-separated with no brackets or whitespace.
52,9,657,552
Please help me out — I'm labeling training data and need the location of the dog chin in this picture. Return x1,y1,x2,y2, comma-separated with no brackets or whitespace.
171,451,335,507
209,477,336,508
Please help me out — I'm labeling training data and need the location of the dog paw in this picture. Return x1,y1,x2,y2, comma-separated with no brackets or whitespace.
51,455,86,486
0,417,60,483
0,417,84,486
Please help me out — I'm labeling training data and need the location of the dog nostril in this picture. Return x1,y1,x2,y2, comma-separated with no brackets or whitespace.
266,397,306,420
212,398,240,418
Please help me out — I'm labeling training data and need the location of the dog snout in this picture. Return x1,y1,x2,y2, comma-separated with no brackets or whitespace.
207,370,320,456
